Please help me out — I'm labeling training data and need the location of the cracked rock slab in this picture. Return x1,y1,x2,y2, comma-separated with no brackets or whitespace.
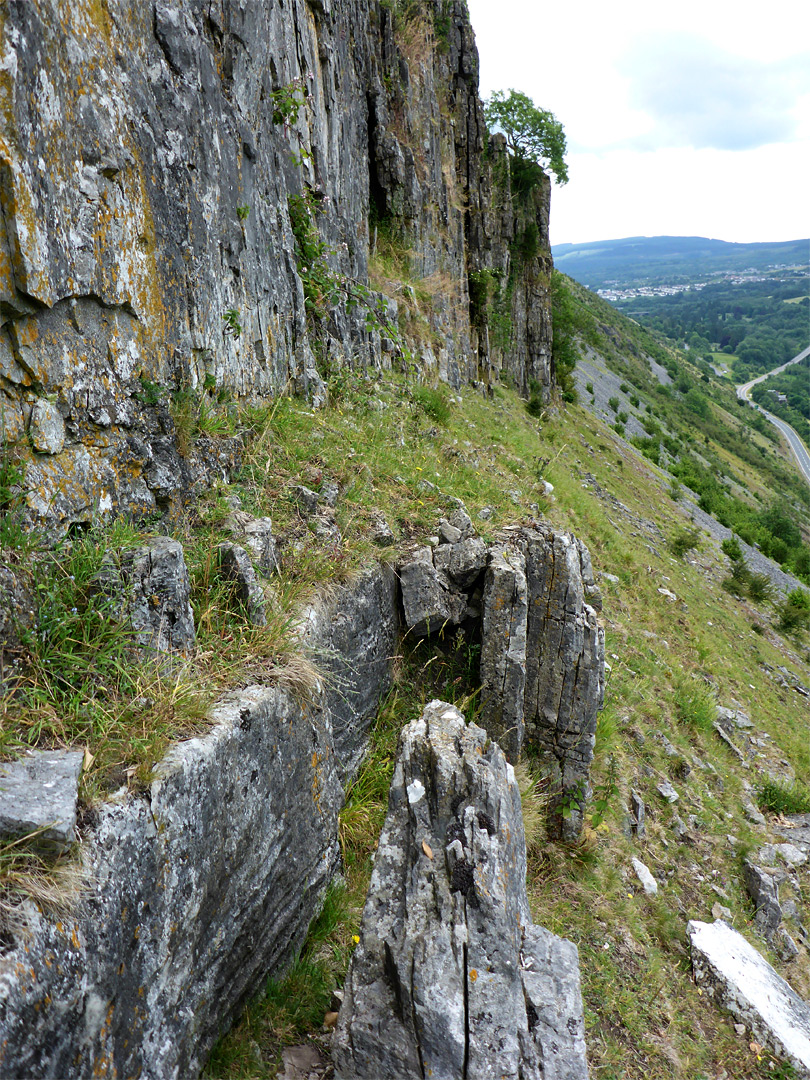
333,700,589,1080
689,920,810,1077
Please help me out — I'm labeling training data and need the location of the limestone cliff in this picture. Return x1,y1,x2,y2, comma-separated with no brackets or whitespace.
0,0,553,535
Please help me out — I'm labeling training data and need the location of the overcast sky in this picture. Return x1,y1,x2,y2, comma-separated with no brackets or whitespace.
465,0,810,246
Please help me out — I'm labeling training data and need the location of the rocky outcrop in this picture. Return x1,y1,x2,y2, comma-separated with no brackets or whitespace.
333,700,589,1080
689,919,810,1078
115,536,197,658
0,568,396,1079
0,0,553,534
399,521,605,839
520,526,605,841
479,545,528,762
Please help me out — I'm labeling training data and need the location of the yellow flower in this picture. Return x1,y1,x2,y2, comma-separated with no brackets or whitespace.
352,935,360,945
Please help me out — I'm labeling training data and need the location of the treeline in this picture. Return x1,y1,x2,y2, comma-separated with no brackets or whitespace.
616,276,808,379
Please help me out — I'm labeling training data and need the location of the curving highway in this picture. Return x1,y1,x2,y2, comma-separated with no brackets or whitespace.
736,345,810,488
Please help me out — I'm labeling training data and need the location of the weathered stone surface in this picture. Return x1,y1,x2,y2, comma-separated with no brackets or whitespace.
479,545,527,761
689,919,810,1078
118,536,196,656
743,859,783,939
0,688,342,1079
631,858,658,896
399,548,467,640
29,399,65,455
0,571,398,1078
292,484,323,516
0,749,83,852
0,0,552,533
630,791,646,838
242,517,281,574
432,535,488,589
333,701,589,1080
303,565,398,783
520,525,605,841
218,542,267,626
0,564,34,685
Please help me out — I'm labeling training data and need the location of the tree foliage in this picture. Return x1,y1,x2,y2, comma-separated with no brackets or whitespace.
484,89,569,185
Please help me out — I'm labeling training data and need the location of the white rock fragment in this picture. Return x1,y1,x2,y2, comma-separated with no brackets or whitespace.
406,778,425,805
631,858,658,896
29,398,65,455
688,919,810,1077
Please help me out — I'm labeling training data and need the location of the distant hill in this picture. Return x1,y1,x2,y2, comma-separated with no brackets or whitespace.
552,236,809,290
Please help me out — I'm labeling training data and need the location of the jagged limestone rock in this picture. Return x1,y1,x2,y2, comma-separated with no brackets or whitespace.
0,749,84,852
399,547,468,640
432,535,488,589
479,545,527,762
241,517,281,574
0,0,552,532
0,571,397,1078
218,542,267,626
333,700,589,1080
520,526,605,841
0,565,34,687
118,536,196,657
689,919,810,1077
29,398,65,455
743,859,783,939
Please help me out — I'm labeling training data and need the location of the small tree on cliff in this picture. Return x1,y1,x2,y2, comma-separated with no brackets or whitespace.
484,89,569,186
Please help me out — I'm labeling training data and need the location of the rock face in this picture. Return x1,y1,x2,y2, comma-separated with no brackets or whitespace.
303,565,399,784
688,919,810,1078
0,570,396,1079
479,545,528,761
520,526,605,841
0,0,553,535
400,522,605,840
333,700,589,1080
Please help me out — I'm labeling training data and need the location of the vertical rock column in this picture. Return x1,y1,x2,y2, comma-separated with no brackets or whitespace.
332,700,589,1080
521,526,605,842
479,545,528,762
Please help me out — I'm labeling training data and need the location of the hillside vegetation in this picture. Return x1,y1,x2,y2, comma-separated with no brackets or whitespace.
2,251,809,1079
200,280,809,1078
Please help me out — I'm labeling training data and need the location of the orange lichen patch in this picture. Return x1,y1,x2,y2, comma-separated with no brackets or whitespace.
70,927,81,950
469,968,478,983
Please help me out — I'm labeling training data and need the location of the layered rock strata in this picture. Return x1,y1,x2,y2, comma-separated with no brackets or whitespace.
400,521,605,840
0,0,553,535
0,567,397,1079
333,699,589,1080
519,527,605,841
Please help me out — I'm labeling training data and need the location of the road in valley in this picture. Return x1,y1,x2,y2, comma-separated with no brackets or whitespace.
736,345,810,487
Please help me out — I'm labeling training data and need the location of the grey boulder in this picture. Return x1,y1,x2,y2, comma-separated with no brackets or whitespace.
0,749,84,852
218,542,267,626
118,537,196,657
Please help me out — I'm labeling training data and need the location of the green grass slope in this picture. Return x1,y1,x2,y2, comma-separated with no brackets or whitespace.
3,278,810,1080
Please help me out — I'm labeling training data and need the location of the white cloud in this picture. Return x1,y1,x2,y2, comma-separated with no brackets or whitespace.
620,34,810,151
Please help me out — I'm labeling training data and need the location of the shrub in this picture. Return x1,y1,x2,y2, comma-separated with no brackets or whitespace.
721,535,743,563
669,526,700,558
608,396,620,412
778,588,810,634
673,679,716,733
